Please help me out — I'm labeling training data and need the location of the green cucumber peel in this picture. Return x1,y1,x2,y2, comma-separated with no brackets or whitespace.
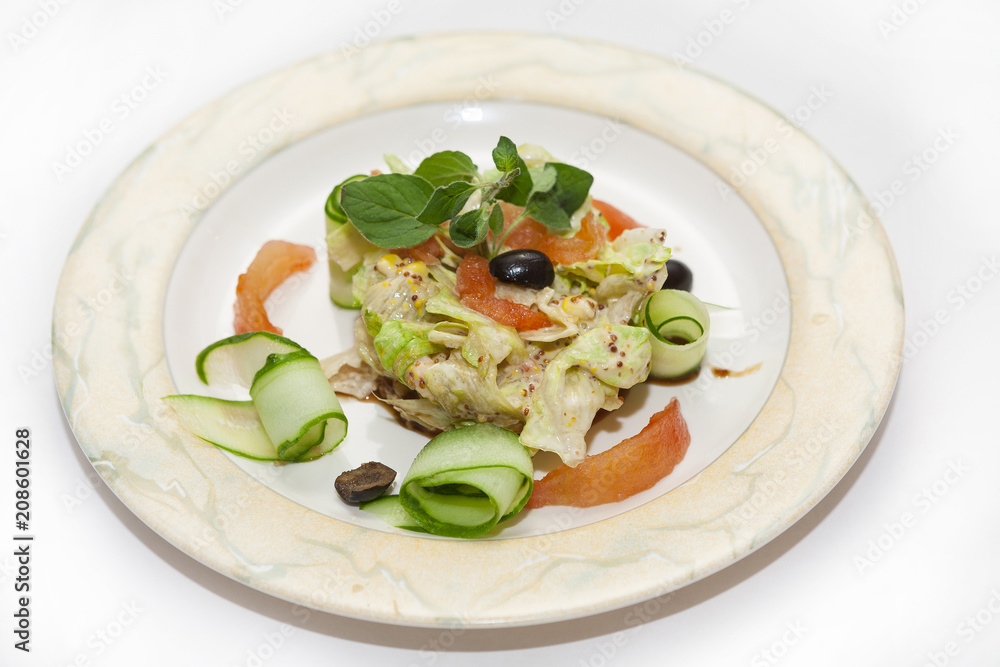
640,289,711,379
325,174,368,230
169,334,347,462
362,423,533,538
195,331,303,386
327,259,361,309
326,216,376,309
359,495,426,532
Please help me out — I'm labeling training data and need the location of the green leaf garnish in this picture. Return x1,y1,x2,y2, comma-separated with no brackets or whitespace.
488,203,505,239
340,173,438,247
492,136,520,172
495,153,533,206
325,174,367,227
450,207,490,248
418,181,478,226
334,139,594,256
414,150,478,187
523,163,593,230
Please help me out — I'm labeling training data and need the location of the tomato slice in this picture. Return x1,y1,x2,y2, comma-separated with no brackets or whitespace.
233,240,316,335
393,236,444,265
455,254,552,331
526,398,690,508
502,206,608,265
592,199,645,240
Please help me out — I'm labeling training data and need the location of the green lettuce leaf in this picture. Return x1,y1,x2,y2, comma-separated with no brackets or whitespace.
520,325,652,466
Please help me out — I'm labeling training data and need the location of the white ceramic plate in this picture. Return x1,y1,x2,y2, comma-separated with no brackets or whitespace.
53,33,903,627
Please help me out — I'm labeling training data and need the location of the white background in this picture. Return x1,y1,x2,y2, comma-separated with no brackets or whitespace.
2,1,999,665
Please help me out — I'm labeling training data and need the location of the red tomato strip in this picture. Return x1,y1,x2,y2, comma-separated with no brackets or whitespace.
504,211,607,265
455,254,552,331
233,240,316,335
393,236,445,265
591,199,645,240
526,398,690,508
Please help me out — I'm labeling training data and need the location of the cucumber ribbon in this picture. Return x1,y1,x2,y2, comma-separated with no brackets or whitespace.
362,423,533,538
165,332,347,462
639,289,711,379
325,174,372,309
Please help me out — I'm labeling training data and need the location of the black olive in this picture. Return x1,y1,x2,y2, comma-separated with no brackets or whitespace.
335,461,397,503
662,259,693,292
489,249,555,290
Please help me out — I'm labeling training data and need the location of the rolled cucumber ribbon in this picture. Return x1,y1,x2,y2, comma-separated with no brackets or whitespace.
165,332,347,462
362,424,533,538
639,289,711,379
325,173,373,309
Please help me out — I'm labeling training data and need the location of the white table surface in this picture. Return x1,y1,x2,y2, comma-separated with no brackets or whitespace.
3,1,999,665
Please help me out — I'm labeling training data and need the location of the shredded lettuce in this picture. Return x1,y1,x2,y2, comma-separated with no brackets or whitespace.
520,325,651,466
340,198,672,467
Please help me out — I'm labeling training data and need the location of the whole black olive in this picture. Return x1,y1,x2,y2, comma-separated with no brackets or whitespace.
335,461,397,504
489,249,555,290
662,259,693,292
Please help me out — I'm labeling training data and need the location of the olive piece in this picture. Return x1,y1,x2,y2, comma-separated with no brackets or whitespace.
489,249,555,290
662,259,693,292
335,461,397,504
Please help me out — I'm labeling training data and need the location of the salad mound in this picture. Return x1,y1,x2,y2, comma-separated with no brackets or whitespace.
166,136,708,539
327,138,674,467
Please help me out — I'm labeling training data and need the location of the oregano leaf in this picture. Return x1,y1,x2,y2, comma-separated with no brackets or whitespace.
492,136,519,173
418,181,478,225
340,173,437,247
488,203,505,239
413,151,478,187
450,207,491,248
495,155,533,206
523,163,593,230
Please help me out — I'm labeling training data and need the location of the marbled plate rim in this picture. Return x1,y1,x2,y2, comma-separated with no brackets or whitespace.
52,32,904,627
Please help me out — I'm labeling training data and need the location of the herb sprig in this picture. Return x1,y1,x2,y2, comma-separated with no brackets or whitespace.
337,136,593,258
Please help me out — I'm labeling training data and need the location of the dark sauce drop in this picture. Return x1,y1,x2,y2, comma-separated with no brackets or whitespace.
712,362,762,378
